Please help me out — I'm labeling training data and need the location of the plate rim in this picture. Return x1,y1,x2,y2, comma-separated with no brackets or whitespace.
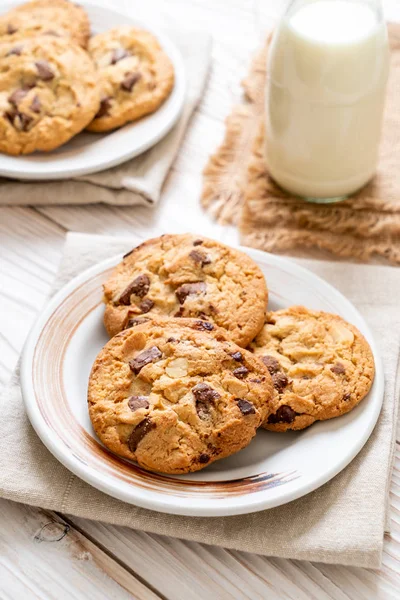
0,0,187,180
20,247,385,516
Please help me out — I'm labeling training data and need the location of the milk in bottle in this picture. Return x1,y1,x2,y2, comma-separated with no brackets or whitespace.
265,0,389,202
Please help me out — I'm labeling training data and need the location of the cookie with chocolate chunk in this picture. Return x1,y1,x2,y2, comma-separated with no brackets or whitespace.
103,233,268,347
0,0,90,48
88,317,274,474
0,36,99,155
86,26,174,132
248,306,375,432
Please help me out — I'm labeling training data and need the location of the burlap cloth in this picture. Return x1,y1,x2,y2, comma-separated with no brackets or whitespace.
202,24,400,265
1,232,399,569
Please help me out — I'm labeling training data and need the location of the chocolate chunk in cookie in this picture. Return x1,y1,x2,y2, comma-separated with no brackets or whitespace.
175,282,206,304
6,109,33,131
192,320,214,332
193,383,220,420
118,274,150,304
128,396,150,411
35,59,54,80
95,96,112,118
30,95,41,113
128,418,155,452
120,72,141,92
199,453,210,464
9,87,30,106
236,398,256,415
272,372,289,392
129,346,162,374
189,249,211,267
331,362,345,375
124,316,151,330
268,405,297,424
261,355,280,374
111,47,130,64
139,298,154,313
233,366,249,379
6,45,22,56
6,23,17,34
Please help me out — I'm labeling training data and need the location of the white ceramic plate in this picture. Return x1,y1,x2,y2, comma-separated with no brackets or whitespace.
0,1,186,180
21,247,384,517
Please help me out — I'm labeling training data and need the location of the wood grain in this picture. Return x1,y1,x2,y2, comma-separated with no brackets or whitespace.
1,0,400,598
0,500,157,599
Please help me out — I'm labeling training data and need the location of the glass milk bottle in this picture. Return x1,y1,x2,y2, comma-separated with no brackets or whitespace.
265,0,389,203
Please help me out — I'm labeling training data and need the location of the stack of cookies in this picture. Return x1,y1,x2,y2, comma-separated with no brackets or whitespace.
0,0,174,155
88,234,375,475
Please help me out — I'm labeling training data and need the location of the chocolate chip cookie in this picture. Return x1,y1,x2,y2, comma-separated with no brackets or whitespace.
248,306,375,432
103,234,268,347
88,317,273,474
86,26,174,132
0,36,99,155
0,0,90,48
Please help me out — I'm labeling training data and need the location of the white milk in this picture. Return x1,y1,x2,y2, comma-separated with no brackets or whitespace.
265,0,389,200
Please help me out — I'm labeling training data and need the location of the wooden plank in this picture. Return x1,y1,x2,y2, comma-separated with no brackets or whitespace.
59,522,270,600
0,207,66,386
65,517,400,600
0,499,159,600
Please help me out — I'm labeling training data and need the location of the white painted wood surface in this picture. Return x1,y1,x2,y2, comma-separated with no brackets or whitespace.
1,0,400,598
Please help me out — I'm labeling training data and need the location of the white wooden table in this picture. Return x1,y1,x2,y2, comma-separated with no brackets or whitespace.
1,1,400,597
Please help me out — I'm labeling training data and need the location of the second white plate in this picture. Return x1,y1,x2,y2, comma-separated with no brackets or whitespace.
0,1,186,180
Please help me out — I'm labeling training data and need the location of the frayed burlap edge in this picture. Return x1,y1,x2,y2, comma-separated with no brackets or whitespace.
201,106,254,224
202,25,400,264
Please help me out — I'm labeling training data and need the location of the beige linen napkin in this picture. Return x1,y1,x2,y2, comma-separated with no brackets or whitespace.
1,232,399,568
0,32,211,206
